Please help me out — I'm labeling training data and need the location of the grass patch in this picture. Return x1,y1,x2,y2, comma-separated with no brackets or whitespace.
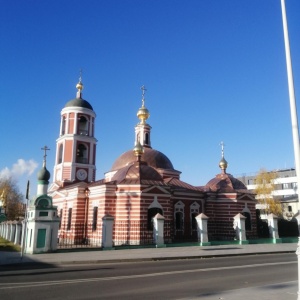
0,237,20,252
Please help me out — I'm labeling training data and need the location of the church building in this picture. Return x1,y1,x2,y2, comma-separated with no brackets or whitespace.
49,79,257,245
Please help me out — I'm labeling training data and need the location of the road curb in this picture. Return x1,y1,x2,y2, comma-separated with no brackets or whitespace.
0,250,296,269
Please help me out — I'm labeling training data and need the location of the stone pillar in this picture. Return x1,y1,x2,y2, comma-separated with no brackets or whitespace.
233,213,249,244
153,213,165,248
196,213,211,246
102,214,114,250
267,213,282,243
14,221,22,245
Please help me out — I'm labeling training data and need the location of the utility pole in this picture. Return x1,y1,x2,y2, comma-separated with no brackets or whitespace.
280,0,300,298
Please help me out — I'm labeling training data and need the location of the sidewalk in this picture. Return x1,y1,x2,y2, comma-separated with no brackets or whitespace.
0,242,298,266
0,243,299,299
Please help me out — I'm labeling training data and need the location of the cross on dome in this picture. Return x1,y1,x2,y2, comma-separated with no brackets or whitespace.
141,85,147,107
41,145,50,167
219,141,228,173
220,141,225,158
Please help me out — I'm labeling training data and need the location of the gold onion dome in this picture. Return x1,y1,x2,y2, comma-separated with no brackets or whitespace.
133,141,144,157
137,85,150,124
137,105,150,124
219,157,228,171
76,81,84,91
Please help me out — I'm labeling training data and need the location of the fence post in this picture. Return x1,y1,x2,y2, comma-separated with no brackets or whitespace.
233,213,249,244
102,214,114,250
10,221,16,243
267,213,282,243
196,213,211,246
6,221,11,240
14,221,22,245
153,213,166,248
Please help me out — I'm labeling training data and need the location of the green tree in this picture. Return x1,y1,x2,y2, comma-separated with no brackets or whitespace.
255,168,282,216
0,177,24,220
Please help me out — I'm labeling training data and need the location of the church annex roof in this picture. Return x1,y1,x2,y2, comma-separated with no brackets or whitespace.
205,143,248,193
111,161,163,184
205,173,247,192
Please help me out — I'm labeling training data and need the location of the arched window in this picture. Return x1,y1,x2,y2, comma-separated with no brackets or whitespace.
242,206,252,231
242,212,252,230
58,144,63,164
61,117,66,135
59,208,63,229
78,116,88,135
174,201,185,231
92,207,98,231
147,207,163,230
175,212,183,230
145,133,149,145
76,144,88,164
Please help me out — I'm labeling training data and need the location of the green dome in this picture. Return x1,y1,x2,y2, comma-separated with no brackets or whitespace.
65,97,93,110
37,166,50,182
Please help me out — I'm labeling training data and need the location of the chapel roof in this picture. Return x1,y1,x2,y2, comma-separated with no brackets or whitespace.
205,142,247,193
205,173,247,192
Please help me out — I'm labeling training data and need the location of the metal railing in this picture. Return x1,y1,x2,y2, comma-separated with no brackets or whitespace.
58,223,102,248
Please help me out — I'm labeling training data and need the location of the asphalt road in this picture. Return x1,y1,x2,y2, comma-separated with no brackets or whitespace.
0,253,297,299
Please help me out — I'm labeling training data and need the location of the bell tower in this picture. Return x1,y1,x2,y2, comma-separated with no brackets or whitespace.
53,77,97,185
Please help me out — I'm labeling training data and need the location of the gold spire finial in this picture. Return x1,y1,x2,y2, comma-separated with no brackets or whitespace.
137,85,150,124
76,69,84,97
133,140,144,161
219,141,228,173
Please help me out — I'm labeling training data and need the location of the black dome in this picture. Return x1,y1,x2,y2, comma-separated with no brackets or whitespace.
37,166,50,182
65,97,93,110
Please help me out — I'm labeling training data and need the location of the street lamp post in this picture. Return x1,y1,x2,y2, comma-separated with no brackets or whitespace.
280,0,300,297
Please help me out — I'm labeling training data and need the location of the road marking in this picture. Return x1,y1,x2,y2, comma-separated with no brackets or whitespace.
0,261,296,290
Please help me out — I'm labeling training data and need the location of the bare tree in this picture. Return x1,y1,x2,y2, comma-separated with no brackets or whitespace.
0,177,24,220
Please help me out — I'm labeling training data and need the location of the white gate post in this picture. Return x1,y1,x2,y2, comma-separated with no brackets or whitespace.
153,213,166,248
196,213,211,246
102,214,114,250
233,213,249,244
267,213,282,243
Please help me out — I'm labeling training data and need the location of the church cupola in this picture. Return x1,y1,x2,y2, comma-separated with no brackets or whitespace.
133,140,144,161
219,141,228,174
135,86,152,148
53,75,97,185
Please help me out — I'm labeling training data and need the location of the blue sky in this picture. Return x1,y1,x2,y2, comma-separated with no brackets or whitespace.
1,0,299,199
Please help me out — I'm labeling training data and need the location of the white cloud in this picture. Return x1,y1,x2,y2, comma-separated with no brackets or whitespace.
0,159,38,180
